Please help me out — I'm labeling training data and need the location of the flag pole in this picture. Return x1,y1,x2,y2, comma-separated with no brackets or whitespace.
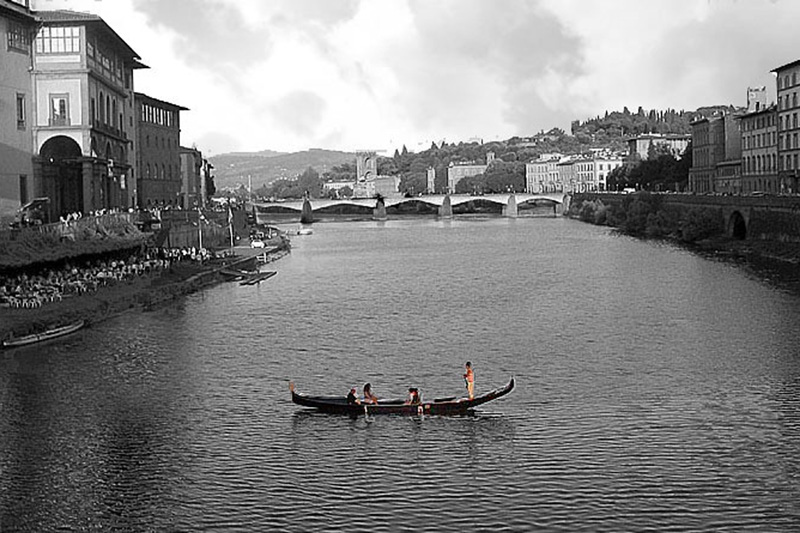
198,208,204,250
228,205,235,247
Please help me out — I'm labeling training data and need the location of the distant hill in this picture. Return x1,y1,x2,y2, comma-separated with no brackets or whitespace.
210,148,355,190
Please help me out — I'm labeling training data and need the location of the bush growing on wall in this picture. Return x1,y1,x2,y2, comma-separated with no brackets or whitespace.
680,207,723,242
570,193,725,243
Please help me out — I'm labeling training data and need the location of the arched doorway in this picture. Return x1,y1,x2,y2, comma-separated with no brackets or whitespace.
729,210,747,240
40,135,83,218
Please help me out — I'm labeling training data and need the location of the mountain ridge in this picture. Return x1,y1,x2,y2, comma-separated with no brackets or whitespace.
210,148,355,190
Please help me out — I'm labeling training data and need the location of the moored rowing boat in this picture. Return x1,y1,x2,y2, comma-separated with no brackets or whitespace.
2,319,86,348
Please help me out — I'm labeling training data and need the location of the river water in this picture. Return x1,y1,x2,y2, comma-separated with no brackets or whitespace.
2,217,800,532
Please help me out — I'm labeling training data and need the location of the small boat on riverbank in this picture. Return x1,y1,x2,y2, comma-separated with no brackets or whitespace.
2,319,86,348
290,377,514,416
239,271,277,285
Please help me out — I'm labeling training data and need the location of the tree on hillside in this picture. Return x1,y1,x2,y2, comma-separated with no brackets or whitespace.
399,173,427,196
454,173,485,194
297,166,322,197
322,162,356,182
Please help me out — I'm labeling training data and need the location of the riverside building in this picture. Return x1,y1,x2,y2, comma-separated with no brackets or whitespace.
135,93,187,208
526,153,563,193
737,102,778,194
772,59,800,194
0,0,36,221
626,133,691,162
31,9,147,219
0,4,194,223
447,152,494,193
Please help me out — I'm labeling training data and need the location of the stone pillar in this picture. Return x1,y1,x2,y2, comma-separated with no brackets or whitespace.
439,195,452,218
503,194,518,218
373,196,387,220
82,160,95,214
300,197,314,224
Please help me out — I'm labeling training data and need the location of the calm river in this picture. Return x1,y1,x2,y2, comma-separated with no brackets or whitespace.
2,217,800,532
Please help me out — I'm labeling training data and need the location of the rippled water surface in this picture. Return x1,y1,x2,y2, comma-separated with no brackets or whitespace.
2,217,800,532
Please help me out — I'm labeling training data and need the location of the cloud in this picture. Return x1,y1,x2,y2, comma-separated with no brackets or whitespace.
27,0,800,155
132,0,272,68
270,91,327,136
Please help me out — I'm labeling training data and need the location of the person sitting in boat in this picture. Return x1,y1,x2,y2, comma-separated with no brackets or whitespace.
347,387,361,405
406,387,421,405
363,383,378,404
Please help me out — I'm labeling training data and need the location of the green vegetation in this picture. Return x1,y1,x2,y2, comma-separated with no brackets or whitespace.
607,145,693,192
569,192,724,242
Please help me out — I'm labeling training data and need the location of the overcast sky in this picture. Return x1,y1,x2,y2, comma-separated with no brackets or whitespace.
31,0,800,155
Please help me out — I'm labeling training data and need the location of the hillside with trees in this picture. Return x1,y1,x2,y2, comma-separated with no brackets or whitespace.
209,148,354,191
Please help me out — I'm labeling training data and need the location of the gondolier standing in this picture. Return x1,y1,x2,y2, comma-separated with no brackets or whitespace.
463,361,475,400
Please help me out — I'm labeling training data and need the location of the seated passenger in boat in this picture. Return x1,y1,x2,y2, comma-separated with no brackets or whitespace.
406,387,421,405
363,383,378,404
347,387,361,405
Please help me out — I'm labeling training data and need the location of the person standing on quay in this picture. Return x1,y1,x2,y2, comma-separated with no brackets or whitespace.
463,361,475,400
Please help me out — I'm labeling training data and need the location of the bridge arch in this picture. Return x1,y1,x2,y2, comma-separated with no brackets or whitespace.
728,210,747,240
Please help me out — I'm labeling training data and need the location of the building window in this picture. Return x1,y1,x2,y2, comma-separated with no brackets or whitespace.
7,20,31,53
49,94,69,126
16,93,26,130
35,26,80,54
19,175,28,205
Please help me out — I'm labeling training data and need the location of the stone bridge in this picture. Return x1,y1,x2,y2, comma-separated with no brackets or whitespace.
252,193,568,223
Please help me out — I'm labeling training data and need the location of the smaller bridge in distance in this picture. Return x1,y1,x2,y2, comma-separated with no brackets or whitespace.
252,192,568,221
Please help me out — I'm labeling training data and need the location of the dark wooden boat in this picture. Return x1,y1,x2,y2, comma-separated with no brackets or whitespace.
239,270,277,285
290,377,514,416
2,319,86,348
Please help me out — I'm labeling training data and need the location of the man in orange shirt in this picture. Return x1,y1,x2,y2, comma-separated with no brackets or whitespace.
463,361,474,400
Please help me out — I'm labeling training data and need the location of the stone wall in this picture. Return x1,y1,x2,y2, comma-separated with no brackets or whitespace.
571,192,800,242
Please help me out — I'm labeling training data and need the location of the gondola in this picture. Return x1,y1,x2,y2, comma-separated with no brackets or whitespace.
290,377,514,416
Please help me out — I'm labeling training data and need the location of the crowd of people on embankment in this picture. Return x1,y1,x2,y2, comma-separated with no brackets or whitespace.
0,246,234,310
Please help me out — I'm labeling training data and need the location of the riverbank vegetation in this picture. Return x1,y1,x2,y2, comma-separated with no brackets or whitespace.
569,192,724,242
569,193,800,267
